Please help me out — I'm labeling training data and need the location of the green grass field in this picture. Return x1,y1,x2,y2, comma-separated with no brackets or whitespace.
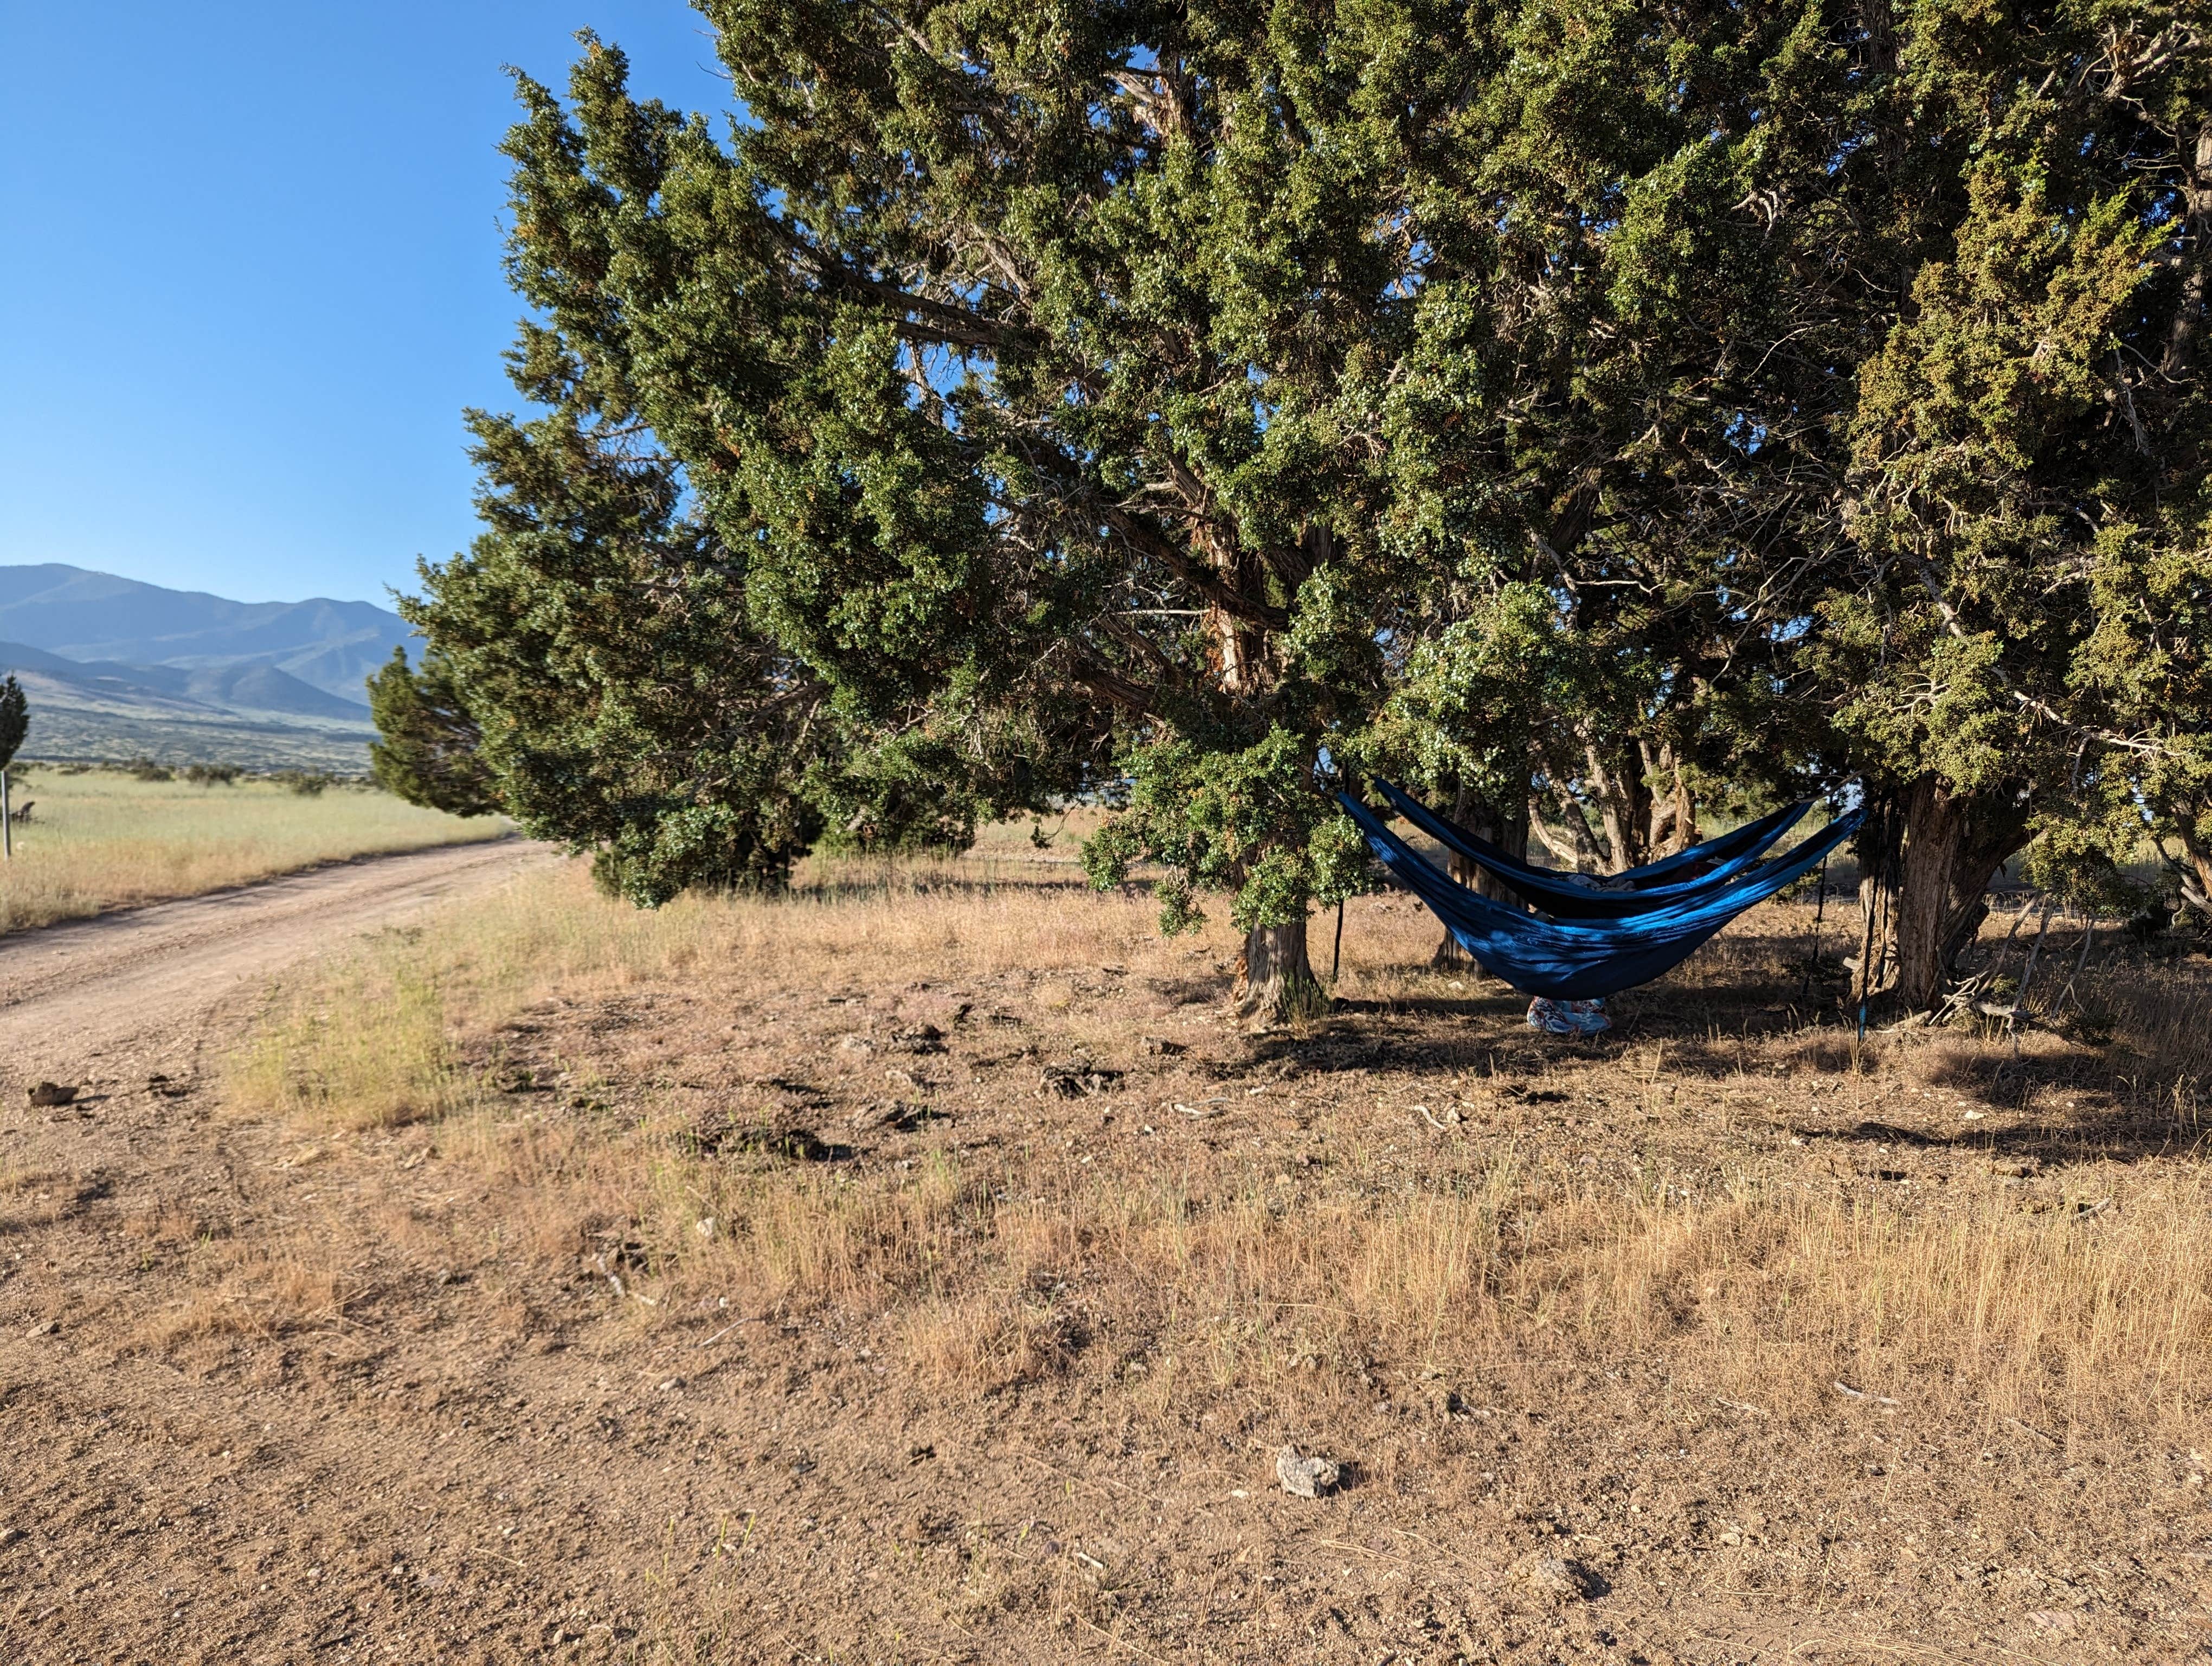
0,766,507,934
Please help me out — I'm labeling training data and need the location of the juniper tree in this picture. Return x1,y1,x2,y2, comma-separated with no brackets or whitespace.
1435,0,2210,1007
0,674,25,861
392,393,1037,901
387,361,1091,900
1346,0,1895,921
480,5,1901,1019
1783,4,2211,1007
419,2,2207,1016
367,646,497,818
473,22,1403,1013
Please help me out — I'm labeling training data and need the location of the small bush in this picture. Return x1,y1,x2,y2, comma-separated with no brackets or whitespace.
126,757,175,783
272,770,335,797
183,764,241,786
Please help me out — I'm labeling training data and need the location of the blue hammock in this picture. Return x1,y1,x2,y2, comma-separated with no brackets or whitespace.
1341,792,1863,999
1372,779,1810,920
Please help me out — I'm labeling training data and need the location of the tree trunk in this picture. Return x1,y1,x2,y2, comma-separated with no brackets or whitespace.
1200,526,1267,696
2172,824,2212,915
1641,740,1697,858
1532,784,1604,869
1236,915,1319,1028
1581,741,1654,873
1859,779,2031,1014
1435,783,1529,967
2159,119,2210,381
3,767,11,861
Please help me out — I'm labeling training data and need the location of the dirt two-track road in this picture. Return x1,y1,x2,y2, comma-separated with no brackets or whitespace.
0,838,578,1664
0,837,559,1068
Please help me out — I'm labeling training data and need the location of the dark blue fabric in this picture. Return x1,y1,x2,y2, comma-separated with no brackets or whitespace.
1372,779,1810,920
1340,793,1864,999
1588,800,1810,881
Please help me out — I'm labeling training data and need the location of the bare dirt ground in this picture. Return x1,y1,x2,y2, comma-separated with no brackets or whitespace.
0,836,557,1063
2,857,2210,1665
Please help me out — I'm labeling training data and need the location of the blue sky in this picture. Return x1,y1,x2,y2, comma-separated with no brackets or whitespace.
0,1,724,607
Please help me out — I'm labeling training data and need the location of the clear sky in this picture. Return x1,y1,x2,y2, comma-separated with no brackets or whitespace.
1,1,726,607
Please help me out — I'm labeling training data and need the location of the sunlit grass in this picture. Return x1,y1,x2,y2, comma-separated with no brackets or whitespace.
0,765,506,933
223,853,2212,1438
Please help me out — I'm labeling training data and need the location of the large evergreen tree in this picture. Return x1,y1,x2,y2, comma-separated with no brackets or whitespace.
366,645,497,818
1791,2,2207,1007
468,4,1902,1019
1413,0,2210,1008
385,1,2207,1019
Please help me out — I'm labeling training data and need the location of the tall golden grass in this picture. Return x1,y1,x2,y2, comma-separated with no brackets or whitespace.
225,857,2212,1434
0,767,505,933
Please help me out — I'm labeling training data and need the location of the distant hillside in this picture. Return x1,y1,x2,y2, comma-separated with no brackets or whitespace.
0,562,411,768
0,639,371,723
0,698,375,774
0,648,376,771
0,563,410,704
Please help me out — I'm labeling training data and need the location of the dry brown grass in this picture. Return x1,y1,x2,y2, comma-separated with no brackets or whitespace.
222,849,2212,1453
0,766,505,934
134,1235,354,1358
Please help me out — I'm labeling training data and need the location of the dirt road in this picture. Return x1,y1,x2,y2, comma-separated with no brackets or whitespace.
0,836,561,1079
0,835,594,1666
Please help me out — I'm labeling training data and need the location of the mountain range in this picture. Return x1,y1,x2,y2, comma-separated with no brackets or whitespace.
0,565,411,706
0,564,417,769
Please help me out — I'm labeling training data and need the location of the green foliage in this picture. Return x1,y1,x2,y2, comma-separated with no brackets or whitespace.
272,770,336,798
1785,8,2209,830
0,675,25,771
415,7,2210,966
399,402,835,904
366,648,497,818
182,764,240,787
1372,584,1590,808
2018,822,2156,920
1078,728,1363,935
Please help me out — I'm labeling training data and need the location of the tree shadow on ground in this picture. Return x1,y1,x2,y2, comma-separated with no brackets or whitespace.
1790,1108,2204,1168
802,873,1099,905
1266,937,2209,1167
1262,992,1609,1078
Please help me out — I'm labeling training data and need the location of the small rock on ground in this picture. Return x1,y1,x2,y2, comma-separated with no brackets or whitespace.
1275,1445,1340,1498
1522,1555,1606,1601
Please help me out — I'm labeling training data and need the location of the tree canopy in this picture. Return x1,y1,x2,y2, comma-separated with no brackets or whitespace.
378,0,2210,1018
0,674,26,774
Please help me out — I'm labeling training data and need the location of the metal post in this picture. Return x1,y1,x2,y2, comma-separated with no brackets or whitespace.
1856,853,1886,1044
1799,855,1828,1002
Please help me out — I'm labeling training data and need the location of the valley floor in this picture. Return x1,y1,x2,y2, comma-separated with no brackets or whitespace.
1,851,2207,1663
0,767,509,935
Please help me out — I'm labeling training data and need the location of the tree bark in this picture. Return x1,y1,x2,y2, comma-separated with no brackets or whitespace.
1236,915,1319,1028
1859,778,2031,1013
2172,824,2212,915
1574,740,1697,872
1642,740,1698,858
1581,741,1654,873
1200,525,1268,695
2159,119,2210,382
1533,783,1605,869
